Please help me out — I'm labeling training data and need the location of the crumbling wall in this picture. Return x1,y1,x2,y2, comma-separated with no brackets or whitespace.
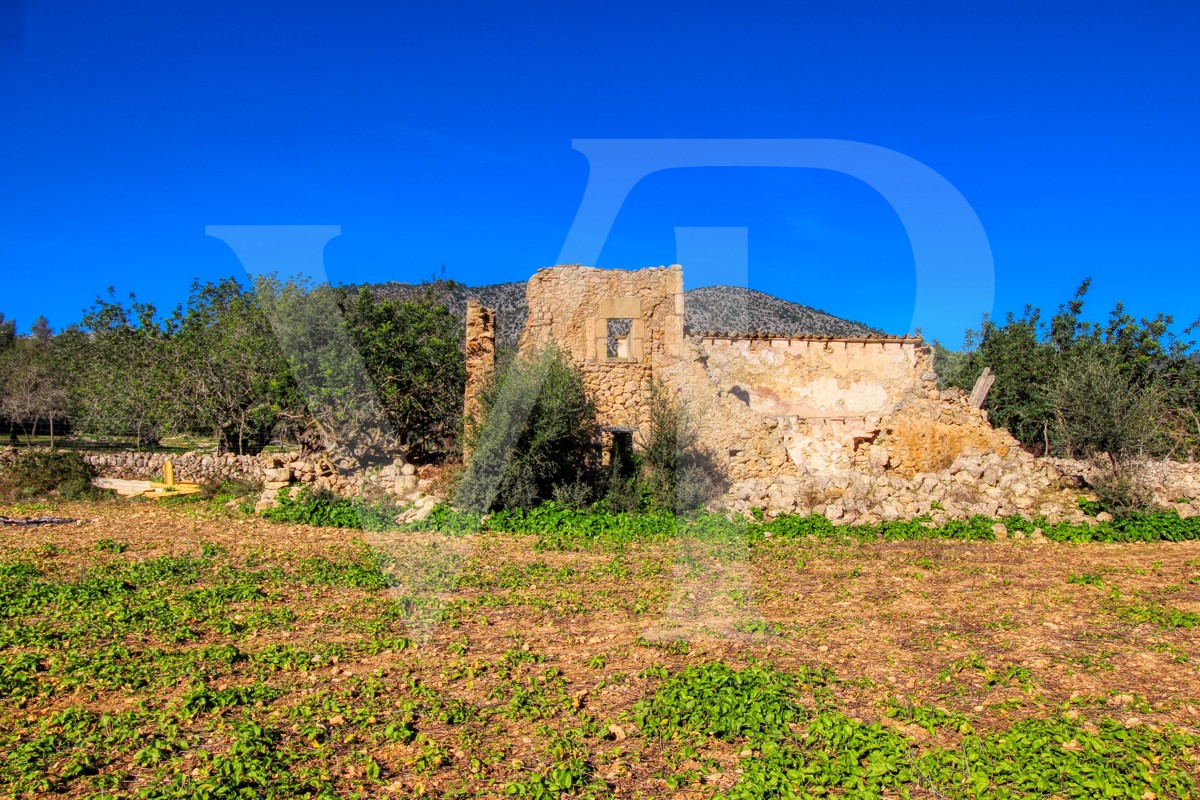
696,334,937,474
464,263,1200,524
870,394,1019,476
651,338,800,482
517,265,684,427
464,299,496,426
699,335,929,418
691,332,1025,482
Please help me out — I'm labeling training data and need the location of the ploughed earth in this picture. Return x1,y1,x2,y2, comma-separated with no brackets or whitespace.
2,499,1200,797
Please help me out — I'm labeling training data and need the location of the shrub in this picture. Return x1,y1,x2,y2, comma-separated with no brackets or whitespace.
456,346,599,512
1048,351,1168,515
1087,455,1159,516
551,480,594,510
0,450,99,501
637,380,724,513
634,662,803,741
1050,350,1166,459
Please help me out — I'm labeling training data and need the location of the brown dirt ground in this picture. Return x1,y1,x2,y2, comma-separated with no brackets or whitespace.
3,498,1200,797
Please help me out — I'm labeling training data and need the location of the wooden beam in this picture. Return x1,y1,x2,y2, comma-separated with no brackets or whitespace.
968,367,996,409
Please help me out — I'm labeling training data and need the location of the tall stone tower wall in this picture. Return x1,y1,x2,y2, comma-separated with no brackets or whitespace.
463,298,496,429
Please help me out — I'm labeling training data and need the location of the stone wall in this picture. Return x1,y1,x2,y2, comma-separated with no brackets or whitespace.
466,265,1038,508
518,265,684,425
654,339,802,483
695,334,940,475
0,447,444,511
698,335,928,419
60,450,273,485
581,361,652,428
458,263,1200,523
1046,457,1200,513
464,299,496,424
687,331,1050,516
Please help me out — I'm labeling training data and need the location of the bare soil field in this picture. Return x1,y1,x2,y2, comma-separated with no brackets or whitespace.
2,498,1200,798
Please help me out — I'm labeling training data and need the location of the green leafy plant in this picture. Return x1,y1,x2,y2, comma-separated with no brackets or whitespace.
261,486,400,530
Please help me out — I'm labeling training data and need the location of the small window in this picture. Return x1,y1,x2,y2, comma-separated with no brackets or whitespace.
606,318,633,359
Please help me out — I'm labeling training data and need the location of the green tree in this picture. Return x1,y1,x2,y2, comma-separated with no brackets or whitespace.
457,345,599,511
959,306,1056,448
940,280,1199,460
1049,348,1165,459
29,316,53,343
0,337,68,446
173,278,290,454
340,283,464,458
252,276,464,464
0,313,14,351
65,291,178,448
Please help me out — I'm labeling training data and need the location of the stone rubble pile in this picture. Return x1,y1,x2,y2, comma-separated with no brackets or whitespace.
4,443,1197,526
723,448,1200,524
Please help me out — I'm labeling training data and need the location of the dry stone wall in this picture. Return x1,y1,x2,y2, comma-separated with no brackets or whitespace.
0,447,444,512
51,450,273,485
1045,457,1200,517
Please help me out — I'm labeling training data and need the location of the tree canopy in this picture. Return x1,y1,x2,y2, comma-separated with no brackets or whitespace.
0,276,464,461
937,281,1199,460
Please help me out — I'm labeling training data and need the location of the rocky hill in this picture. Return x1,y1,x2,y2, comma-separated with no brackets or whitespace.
365,280,886,349
683,285,883,338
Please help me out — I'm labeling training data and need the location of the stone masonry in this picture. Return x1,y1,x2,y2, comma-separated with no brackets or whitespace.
463,263,1200,522
517,265,685,429
464,299,496,422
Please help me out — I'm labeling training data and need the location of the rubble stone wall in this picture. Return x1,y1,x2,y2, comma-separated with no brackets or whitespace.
463,299,496,424
1046,457,1200,508
56,450,270,485
518,265,684,425
581,362,653,428
0,447,442,509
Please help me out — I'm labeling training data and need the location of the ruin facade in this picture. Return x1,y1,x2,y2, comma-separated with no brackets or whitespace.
463,264,1080,520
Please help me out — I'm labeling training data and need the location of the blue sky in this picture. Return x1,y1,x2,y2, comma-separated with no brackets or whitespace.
0,0,1196,345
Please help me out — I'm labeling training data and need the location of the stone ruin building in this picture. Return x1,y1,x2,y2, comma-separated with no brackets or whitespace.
464,264,1098,524
6,260,1198,523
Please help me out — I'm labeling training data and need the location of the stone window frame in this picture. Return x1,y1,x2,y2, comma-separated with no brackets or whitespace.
591,296,645,363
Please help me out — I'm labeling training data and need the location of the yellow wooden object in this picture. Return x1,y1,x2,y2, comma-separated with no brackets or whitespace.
147,481,201,496
93,477,203,498
163,460,174,487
